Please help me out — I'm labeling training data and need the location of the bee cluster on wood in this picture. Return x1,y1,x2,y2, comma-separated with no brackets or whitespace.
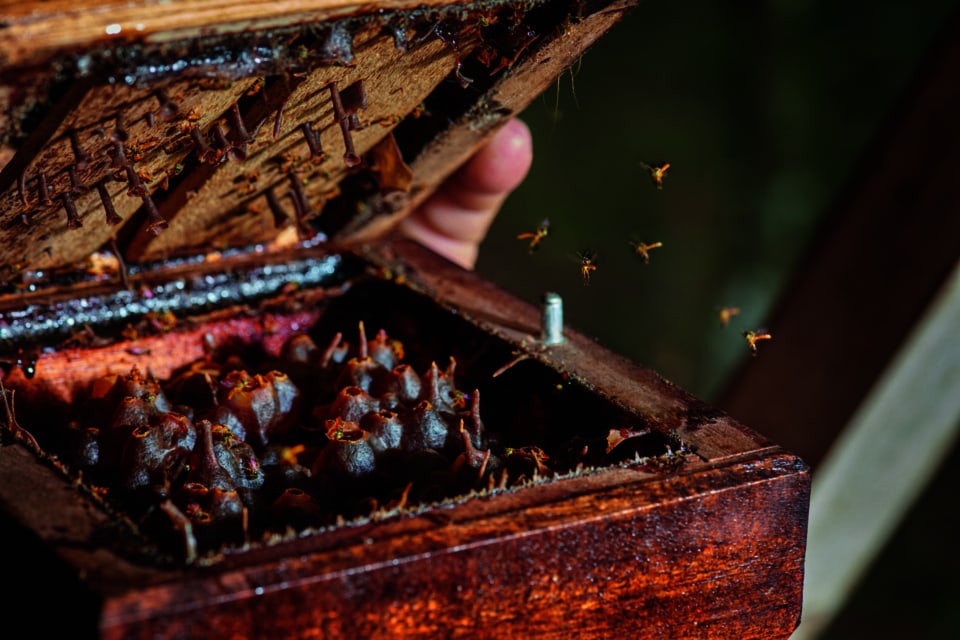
17,315,676,563
45,324,482,556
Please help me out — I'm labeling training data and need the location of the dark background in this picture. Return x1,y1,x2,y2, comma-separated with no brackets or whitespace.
474,1,960,637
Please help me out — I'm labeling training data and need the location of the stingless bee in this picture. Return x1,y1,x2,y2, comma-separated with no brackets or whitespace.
630,239,663,264
717,306,741,327
577,250,598,285
640,161,670,190
517,218,550,253
743,329,772,356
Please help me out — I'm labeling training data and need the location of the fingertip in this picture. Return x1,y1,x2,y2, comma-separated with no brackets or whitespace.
396,118,534,270
456,118,534,195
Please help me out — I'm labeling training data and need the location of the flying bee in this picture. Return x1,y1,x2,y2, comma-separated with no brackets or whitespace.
640,161,670,190
717,306,741,328
517,218,550,253
743,329,772,356
577,250,598,285
629,239,663,264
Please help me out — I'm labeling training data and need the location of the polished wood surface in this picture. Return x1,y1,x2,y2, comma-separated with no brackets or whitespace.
0,2,809,637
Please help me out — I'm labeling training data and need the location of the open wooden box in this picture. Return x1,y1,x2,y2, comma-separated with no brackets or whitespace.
0,1,809,638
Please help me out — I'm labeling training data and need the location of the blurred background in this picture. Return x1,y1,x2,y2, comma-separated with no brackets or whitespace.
474,1,960,637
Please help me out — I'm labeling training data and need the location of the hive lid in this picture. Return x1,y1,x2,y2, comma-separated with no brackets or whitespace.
0,0,637,282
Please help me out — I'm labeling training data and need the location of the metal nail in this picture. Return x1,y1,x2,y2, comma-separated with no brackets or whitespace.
37,171,52,207
328,82,361,167
61,192,82,229
96,181,123,225
540,292,566,345
68,130,91,169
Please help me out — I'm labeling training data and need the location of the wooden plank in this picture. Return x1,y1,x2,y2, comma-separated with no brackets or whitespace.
1,240,808,637
0,3,809,637
10,454,804,638
791,260,960,639
0,1,460,67
82,452,803,639
1,0,642,276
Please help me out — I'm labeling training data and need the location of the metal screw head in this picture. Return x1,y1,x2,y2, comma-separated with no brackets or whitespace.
540,292,566,345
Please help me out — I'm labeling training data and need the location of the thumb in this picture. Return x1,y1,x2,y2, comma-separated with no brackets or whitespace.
397,118,533,269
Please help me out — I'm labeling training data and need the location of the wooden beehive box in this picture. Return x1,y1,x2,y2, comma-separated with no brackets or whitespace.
0,1,810,638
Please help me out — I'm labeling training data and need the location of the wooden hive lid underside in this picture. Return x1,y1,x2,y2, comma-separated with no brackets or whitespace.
0,0,639,281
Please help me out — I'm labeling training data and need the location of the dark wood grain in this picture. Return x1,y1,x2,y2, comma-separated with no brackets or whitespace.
2,240,808,638
0,0,463,67
0,2,809,638
2,433,807,639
